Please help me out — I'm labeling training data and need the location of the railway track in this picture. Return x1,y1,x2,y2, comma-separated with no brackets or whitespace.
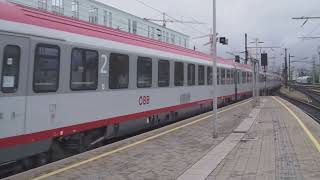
290,85,320,107
277,92,320,124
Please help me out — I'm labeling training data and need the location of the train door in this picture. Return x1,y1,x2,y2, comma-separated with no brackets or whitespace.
0,34,29,138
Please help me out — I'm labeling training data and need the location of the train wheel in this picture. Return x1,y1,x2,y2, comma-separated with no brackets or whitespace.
35,153,49,167
50,141,65,161
21,157,34,170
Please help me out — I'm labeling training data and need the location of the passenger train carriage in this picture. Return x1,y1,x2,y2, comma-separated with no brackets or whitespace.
0,1,281,168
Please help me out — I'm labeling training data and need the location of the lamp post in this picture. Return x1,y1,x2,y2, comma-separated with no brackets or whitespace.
318,46,320,83
249,39,264,104
212,0,218,138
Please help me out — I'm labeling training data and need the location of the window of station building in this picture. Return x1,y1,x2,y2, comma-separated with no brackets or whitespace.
33,44,60,93
184,39,187,48
103,10,108,26
207,66,213,85
221,68,225,85
166,32,169,43
133,21,137,34
109,12,113,27
171,34,176,44
70,48,98,91
157,29,162,41
174,62,184,86
71,0,79,19
151,27,155,39
1,45,20,93
38,0,48,10
128,19,131,33
137,57,152,88
52,0,64,15
198,65,205,85
162,31,166,42
109,53,129,89
89,7,98,24
158,60,170,87
187,64,195,86
242,72,247,84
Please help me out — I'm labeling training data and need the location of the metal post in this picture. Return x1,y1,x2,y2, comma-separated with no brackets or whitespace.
289,54,291,81
313,59,316,84
245,33,248,64
251,57,256,106
284,48,288,87
264,66,267,95
257,60,260,100
318,51,320,83
212,0,218,138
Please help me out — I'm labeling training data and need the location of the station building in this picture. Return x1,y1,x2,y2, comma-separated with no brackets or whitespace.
8,0,190,48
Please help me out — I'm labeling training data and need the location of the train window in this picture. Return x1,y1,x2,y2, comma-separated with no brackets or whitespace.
207,66,213,85
217,68,220,85
260,74,264,82
33,44,60,93
237,71,240,84
158,60,170,87
137,57,152,88
242,72,247,84
221,68,225,85
1,45,20,93
226,69,231,84
187,64,195,86
109,53,129,89
231,69,234,84
198,65,205,85
174,62,184,86
70,48,98,91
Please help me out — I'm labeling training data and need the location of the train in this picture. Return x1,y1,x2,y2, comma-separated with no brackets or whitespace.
296,76,313,84
0,0,281,171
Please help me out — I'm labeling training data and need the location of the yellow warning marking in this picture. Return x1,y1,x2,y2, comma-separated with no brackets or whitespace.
273,97,320,153
32,99,252,180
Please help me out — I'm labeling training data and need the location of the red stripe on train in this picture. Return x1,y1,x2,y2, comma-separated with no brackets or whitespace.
0,99,212,148
0,91,253,149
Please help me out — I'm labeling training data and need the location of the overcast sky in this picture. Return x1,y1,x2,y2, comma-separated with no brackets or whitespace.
98,0,320,70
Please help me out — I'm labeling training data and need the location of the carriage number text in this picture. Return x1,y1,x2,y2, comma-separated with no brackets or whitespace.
139,96,150,106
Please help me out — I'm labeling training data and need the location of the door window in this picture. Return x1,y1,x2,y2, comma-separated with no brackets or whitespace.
1,45,21,93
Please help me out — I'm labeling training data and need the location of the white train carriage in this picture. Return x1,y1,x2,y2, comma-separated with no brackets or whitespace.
0,1,281,168
296,76,312,84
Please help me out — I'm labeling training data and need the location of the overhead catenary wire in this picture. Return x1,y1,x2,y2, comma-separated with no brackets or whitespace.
133,0,207,36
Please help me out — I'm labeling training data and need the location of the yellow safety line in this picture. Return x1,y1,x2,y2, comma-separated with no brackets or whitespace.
273,97,320,153
32,99,252,180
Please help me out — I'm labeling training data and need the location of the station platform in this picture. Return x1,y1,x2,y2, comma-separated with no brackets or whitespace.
8,97,320,180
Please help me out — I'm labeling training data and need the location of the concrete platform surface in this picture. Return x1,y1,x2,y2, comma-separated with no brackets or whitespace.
207,97,320,180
